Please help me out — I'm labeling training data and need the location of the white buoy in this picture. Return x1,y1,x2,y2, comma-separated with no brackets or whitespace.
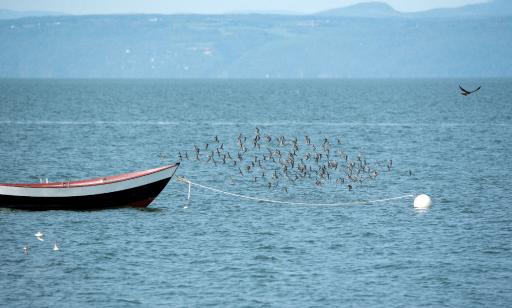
414,194,432,209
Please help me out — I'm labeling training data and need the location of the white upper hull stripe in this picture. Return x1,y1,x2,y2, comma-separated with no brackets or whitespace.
0,167,177,197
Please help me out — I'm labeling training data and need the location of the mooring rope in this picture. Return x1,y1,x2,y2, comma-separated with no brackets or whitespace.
176,176,414,206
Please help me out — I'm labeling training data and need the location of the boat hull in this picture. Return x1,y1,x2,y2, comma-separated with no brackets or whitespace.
0,177,171,211
0,164,179,210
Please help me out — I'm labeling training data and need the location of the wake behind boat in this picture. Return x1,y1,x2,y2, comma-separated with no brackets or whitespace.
0,163,179,210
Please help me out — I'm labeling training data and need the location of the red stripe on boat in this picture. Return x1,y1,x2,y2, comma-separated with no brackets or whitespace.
0,164,178,188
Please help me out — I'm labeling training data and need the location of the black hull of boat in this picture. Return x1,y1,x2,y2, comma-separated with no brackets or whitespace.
0,178,171,211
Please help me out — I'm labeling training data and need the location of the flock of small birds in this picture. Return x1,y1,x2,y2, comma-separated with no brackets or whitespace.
178,128,405,193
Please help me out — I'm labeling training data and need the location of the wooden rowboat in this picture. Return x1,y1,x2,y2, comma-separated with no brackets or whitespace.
0,163,179,210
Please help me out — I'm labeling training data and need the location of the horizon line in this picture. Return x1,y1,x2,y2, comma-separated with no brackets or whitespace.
0,1,492,17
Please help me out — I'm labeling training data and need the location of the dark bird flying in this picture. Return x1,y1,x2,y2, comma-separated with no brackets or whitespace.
459,85,481,96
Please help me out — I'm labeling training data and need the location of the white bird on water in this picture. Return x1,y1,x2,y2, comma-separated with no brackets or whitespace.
53,243,60,251
34,231,44,241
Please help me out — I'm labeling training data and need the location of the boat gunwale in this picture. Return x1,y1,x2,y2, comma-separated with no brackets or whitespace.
0,163,179,189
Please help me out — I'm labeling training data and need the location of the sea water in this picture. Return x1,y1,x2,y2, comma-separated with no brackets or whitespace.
0,79,511,307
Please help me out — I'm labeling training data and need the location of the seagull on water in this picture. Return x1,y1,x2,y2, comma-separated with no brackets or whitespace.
53,243,60,251
34,231,44,241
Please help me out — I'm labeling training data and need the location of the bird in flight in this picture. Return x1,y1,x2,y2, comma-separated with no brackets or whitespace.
459,85,481,96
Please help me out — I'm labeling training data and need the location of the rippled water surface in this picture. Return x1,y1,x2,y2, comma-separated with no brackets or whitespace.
1,79,511,307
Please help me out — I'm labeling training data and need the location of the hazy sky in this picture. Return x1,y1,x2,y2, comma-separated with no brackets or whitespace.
0,0,488,14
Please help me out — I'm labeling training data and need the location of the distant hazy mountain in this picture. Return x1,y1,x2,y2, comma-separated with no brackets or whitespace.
414,0,512,17
0,3,511,78
0,9,65,20
316,0,512,18
316,2,400,17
